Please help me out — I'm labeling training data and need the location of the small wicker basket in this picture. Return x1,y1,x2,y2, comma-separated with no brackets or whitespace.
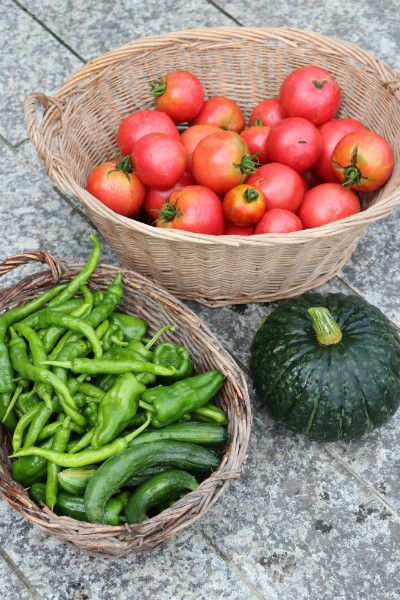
25,27,400,306
0,252,251,558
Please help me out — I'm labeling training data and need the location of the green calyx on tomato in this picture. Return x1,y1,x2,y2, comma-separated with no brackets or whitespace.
234,153,260,175
243,188,259,203
312,79,328,89
156,201,180,223
332,145,367,189
151,77,167,98
253,118,263,127
108,154,133,181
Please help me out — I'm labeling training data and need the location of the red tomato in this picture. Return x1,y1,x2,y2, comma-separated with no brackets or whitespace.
86,160,145,217
193,96,245,132
314,118,367,182
192,130,257,195
268,117,322,173
249,98,285,127
144,171,194,220
117,110,179,155
301,169,321,190
298,183,360,228
156,185,225,234
132,133,186,190
240,126,270,164
279,66,341,126
331,130,394,191
223,184,265,226
247,163,304,213
180,125,220,171
152,70,205,123
254,209,303,234
223,223,254,235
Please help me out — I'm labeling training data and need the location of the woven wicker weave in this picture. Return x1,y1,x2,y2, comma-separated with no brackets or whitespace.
25,27,400,306
0,252,251,558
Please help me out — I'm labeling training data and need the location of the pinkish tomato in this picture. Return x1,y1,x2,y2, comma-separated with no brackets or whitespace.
143,171,194,220
180,125,220,171
193,96,245,132
249,98,285,127
240,126,270,164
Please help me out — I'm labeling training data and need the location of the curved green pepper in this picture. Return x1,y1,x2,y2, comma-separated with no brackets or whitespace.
153,342,193,383
91,374,146,448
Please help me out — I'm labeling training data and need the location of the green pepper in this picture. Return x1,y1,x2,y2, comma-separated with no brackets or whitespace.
193,403,228,425
109,312,147,342
16,392,40,416
91,374,146,448
0,392,17,431
12,437,54,486
46,417,71,509
29,482,124,525
142,370,224,428
153,342,193,383
45,358,175,377
83,402,98,429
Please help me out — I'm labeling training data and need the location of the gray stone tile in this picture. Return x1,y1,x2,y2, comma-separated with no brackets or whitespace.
200,406,400,600
340,209,400,327
20,0,234,61
215,0,400,68
0,141,117,288
0,0,82,146
0,498,254,600
0,556,33,600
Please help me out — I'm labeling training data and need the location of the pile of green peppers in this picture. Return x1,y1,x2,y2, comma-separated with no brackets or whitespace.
1,235,229,525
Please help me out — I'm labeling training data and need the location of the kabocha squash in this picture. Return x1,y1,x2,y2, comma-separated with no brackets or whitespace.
250,293,400,441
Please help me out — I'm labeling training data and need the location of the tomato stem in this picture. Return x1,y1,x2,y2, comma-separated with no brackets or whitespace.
237,153,260,175
151,77,167,97
253,118,263,127
312,79,328,89
156,201,177,223
108,154,133,181
243,188,259,203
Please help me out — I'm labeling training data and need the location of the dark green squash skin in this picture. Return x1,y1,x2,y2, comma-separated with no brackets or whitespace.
250,293,400,441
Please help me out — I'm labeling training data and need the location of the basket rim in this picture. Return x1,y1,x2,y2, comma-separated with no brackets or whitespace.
0,257,251,555
25,25,400,246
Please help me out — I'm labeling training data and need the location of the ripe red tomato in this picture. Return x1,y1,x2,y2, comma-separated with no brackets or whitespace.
298,183,360,228
240,126,270,164
86,160,145,217
193,96,245,132
314,118,367,182
143,171,194,220
268,117,322,173
180,124,220,171
223,223,254,235
151,70,205,123
249,98,285,127
279,66,341,125
132,133,186,190
254,209,303,234
331,130,394,192
156,185,225,234
117,110,179,155
192,130,257,195
246,163,304,213
223,184,265,226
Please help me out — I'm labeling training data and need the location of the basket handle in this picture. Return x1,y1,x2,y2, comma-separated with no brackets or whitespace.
0,251,61,283
24,93,66,177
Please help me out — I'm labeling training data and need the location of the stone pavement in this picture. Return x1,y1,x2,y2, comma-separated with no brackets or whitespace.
0,1,399,599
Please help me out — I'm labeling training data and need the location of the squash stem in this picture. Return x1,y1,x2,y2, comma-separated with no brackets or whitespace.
308,307,342,346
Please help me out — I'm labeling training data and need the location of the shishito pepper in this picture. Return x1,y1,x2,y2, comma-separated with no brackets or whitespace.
142,370,225,428
153,342,193,383
91,374,146,448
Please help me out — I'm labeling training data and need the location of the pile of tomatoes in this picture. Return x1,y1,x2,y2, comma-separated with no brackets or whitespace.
86,66,394,235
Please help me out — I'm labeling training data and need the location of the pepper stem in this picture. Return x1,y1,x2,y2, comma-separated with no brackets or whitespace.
124,412,152,443
308,307,343,346
145,324,176,350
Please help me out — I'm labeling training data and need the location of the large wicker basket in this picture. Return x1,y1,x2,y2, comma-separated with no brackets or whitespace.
25,27,400,306
0,252,251,558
